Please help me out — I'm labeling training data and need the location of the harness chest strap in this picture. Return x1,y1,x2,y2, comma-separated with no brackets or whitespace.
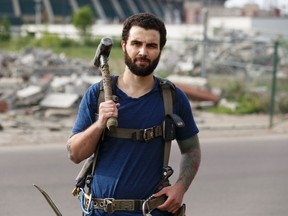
107,125,163,141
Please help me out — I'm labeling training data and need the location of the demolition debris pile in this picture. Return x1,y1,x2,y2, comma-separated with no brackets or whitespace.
0,47,103,132
0,47,219,133
1,37,287,136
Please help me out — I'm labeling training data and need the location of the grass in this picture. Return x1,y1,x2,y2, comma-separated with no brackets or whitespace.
52,45,125,74
0,36,125,74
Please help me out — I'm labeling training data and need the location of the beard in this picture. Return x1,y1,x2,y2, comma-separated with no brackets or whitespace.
124,49,161,77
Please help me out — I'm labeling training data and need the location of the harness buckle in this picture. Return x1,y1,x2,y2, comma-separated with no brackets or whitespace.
103,198,115,213
143,127,155,142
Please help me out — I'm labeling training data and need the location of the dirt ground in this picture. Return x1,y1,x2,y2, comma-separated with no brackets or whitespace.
0,111,287,147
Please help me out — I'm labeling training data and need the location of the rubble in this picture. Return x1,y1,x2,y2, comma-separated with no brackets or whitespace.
157,34,287,80
166,75,220,105
40,93,79,109
173,82,219,104
218,98,239,111
16,85,42,106
0,47,101,133
0,90,16,112
1,35,287,135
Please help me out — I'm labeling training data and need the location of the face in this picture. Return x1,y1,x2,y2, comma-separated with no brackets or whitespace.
122,26,161,77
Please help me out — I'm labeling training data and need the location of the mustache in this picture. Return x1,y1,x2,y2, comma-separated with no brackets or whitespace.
134,56,151,63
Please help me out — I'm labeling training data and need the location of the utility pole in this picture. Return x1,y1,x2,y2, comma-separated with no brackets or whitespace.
201,8,208,78
269,40,279,128
35,0,42,36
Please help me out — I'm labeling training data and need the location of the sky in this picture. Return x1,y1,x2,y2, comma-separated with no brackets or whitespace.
225,0,288,11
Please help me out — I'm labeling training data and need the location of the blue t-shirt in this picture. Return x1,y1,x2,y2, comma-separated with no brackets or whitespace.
72,77,199,215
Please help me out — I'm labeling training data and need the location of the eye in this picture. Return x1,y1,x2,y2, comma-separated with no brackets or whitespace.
131,41,141,46
147,43,158,49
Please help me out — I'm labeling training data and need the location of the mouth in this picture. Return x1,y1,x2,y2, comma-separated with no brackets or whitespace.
135,57,150,65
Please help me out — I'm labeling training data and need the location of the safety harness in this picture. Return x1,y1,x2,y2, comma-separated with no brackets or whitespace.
72,76,185,215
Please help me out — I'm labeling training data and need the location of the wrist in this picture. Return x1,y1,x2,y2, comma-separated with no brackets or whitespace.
175,181,188,193
94,120,106,131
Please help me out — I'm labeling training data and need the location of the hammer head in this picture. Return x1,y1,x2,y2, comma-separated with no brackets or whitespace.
93,37,113,67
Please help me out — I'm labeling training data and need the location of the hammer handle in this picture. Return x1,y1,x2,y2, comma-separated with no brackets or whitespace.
100,55,118,130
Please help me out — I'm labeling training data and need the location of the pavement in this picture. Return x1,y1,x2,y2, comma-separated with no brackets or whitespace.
0,111,287,147
196,111,288,139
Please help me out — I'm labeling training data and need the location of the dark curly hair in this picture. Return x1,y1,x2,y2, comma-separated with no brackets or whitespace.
122,13,167,50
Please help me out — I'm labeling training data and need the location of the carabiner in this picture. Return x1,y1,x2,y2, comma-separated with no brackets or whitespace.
79,188,93,215
142,195,154,216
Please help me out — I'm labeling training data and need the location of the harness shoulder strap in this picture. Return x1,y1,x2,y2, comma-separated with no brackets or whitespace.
98,76,176,167
156,77,175,167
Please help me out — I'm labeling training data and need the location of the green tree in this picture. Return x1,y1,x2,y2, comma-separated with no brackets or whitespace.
0,17,11,41
72,6,94,37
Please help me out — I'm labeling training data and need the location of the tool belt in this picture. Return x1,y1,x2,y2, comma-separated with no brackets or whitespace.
83,194,166,214
83,194,185,216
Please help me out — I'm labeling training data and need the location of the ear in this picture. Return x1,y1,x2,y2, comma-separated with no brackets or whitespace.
121,40,126,52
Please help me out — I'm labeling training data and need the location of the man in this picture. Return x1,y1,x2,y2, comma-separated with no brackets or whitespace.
67,13,201,216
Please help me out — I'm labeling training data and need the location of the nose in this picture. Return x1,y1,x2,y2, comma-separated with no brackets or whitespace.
139,46,148,56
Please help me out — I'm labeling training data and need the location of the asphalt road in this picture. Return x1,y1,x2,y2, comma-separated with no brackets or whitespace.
0,134,287,216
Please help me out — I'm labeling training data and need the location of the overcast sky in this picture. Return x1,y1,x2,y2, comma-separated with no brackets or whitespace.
225,0,288,11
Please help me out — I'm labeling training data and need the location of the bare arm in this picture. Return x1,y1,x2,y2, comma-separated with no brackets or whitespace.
67,100,119,164
67,122,105,164
176,134,201,190
155,134,201,213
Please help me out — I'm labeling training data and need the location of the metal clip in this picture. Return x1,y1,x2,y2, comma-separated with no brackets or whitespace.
142,195,153,215
72,187,79,197
86,193,92,213
163,166,174,181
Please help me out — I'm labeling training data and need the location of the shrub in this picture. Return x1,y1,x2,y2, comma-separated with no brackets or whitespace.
236,94,268,114
34,34,62,48
72,6,93,36
278,95,288,114
59,37,78,47
0,17,11,41
223,79,244,100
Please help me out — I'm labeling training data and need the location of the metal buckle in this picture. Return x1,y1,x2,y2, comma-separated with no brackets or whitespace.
103,198,115,213
143,127,154,142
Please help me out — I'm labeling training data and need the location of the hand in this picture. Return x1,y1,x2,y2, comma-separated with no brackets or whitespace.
97,100,120,128
153,183,186,214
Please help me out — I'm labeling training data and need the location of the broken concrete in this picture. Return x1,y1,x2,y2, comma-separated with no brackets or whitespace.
0,33,287,137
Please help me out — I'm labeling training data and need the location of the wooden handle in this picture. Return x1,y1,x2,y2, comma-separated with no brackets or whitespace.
100,55,118,130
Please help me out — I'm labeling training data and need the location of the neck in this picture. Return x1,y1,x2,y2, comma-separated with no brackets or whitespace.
118,67,154,98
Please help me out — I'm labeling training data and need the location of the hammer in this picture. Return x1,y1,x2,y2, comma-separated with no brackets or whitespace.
93,37,118,130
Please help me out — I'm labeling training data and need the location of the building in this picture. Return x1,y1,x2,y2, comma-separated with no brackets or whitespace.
0,0,185,25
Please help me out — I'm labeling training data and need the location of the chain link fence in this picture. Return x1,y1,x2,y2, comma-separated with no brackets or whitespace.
158,37,288,127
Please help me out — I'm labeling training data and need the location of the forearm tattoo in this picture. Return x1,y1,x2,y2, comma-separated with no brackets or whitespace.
177,139,201,191
66,138,72,157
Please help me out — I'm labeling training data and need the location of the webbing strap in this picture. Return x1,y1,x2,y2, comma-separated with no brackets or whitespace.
161,83,173,167
107,125,162,141
84,195,167,213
